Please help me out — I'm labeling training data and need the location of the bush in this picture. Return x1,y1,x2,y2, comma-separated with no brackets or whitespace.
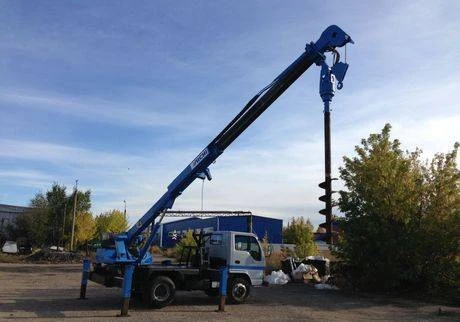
335,124,459,298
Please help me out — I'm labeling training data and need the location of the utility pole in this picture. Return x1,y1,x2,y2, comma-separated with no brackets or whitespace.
70,179,78,252
61,202,67,250
123,200,127,221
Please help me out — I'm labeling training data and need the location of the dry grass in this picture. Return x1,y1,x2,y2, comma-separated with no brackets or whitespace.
150,245,162,254
0,253,23,263
162,248,176,259
265,251,286,273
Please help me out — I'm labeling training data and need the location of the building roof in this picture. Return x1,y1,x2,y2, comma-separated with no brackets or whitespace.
0,204,32,214
250,214,283,221
161,213,282,227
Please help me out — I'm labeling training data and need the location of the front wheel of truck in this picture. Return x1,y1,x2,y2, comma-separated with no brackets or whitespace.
227,277,251,304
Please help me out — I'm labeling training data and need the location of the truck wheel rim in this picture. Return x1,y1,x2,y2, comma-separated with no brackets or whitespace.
232,283,247,299
153,284,170,302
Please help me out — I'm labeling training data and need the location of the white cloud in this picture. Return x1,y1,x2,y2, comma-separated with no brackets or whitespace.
0,88,223,131
0,138,143,169
0,169,53,189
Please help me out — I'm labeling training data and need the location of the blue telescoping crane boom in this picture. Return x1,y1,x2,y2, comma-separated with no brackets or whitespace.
95,25,353,268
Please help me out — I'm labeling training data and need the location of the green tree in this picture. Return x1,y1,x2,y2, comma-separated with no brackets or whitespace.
283,217,317,258
75,211,96,247
30,192,47,208
94,209,129,237
414,143,460,293
8,192,52,246
335,124,459,295
9,183,92,248
7,208,48,246
66,189,92,247
46,183,67,246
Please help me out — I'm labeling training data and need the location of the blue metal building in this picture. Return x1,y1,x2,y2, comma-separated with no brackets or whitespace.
157,215,282,248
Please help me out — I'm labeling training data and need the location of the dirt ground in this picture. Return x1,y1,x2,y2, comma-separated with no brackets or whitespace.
0,263,458,321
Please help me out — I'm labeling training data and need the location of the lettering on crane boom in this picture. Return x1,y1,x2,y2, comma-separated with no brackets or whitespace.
190,148,209,170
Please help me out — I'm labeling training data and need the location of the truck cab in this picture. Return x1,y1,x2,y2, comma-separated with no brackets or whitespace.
208,231,265,286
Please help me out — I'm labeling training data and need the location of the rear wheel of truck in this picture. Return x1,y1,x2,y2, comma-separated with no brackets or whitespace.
147,276,175,309
227,277,250,304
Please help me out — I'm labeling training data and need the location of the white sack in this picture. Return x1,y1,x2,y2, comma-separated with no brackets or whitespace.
264,270,291,285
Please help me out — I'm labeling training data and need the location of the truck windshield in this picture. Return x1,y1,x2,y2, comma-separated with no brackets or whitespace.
234,235,262,261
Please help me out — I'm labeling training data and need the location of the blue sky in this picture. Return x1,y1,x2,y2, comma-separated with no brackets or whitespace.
1,1,459,228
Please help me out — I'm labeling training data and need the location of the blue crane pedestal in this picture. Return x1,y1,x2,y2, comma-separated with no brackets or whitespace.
79,259,91,300
119,264,135,317
217,266,229,312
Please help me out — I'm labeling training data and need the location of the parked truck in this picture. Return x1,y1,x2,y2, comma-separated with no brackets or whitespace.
84,25,353,315
91,231,264,307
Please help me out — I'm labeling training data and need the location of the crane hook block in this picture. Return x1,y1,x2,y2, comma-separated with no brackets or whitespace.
331,62,349,90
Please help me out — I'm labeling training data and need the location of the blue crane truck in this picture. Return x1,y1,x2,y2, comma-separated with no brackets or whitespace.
83,25,353,315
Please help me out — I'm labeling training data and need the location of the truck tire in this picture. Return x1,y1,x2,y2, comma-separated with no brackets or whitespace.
227,277,250,304
147,276,175,309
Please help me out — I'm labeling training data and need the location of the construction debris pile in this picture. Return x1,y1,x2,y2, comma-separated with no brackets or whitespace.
292,263,321,283
25,250,83,264
264,256,338,289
